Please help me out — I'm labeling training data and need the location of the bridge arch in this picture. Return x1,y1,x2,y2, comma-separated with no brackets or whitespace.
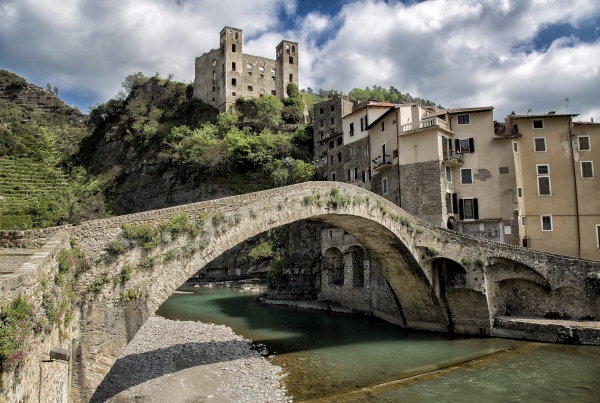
70,182,453,402
65,182,600,402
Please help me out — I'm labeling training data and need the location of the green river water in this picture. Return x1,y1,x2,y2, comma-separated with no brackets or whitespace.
155,287,600,402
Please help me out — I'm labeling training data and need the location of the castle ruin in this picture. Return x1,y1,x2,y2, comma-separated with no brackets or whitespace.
193,26,299,112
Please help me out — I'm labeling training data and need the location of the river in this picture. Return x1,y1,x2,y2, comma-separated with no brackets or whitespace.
155,287,600,402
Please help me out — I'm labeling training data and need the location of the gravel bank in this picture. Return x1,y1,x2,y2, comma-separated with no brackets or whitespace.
90,316,291,403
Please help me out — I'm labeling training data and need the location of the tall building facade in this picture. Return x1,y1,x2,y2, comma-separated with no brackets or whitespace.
193,27,299,112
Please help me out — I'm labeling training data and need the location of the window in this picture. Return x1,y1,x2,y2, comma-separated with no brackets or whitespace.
348,168,358,181
455,138,475,154
365,147,369,157
247,86,253,92
499,167,509,174
271,90,276,96
541,215,552,231
337,152,342,162
232,44,236,52
459,198,479,220
533,120,544,129
232,62,236,71
446,166,452,182
289,73,293,82
330,155,334,165
271,69,276,76
350,146,355,156
381,121,385,132
349,122,354,137
382,177,388,194
320,107,324,115
292,45,295,54
329,229,333,238
246,63,252,71
212,86,215,92
518,187,522,197
232,92,236,96
579,136,591,151
513,142,518,152
581,161,594,178
457,115,470,125
445,193,452,214
235,32,239,39
329,141,333,149
332,172,336,181
365,114,368,127
231,78,236,86
534,137,546,152
392,149,398,159
330,117,335,125
259,66,265,74
362,170,371,183
536,164,551,196
289,56,294,64
381,143,387,163
321,120,325,128
337,137,342,146
360,118,364,132
461,168,473,184
597,224,600,249
213,71,216,81
331,105,335,112
522,216,526,226
212,59,216,66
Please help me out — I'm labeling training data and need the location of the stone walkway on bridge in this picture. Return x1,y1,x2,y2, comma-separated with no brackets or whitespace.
494,316,600,345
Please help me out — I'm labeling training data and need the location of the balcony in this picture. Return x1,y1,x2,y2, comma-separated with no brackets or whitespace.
401,117,450,133
442,148,463,166
372,155,393,172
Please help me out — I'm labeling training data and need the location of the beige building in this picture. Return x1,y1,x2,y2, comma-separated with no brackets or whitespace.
509,113,600,259
193,27,298,112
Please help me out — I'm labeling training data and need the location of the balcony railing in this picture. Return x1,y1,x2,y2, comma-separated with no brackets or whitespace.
372,155,392,171
401,117,450,133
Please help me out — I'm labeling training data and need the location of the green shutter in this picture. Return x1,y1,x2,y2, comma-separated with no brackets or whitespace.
473,198,479,219
469,138,475,153
459,199,465,220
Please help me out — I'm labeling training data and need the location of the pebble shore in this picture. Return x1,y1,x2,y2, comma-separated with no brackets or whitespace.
91,316,291,403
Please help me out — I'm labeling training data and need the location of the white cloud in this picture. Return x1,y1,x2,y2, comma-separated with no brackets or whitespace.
296,0,600,119
0,0,289,105
0,0,599,120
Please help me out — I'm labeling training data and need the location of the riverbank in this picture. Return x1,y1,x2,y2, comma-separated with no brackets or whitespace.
90,316,290,403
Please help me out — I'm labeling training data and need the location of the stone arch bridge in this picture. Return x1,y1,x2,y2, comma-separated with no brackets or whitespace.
4,181,599,402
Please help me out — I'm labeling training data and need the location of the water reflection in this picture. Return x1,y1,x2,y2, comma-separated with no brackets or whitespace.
156,287,600,402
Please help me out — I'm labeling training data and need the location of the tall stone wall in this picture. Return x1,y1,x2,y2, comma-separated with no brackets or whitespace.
0,229,76,403
372,164,401,206
400,160,446,226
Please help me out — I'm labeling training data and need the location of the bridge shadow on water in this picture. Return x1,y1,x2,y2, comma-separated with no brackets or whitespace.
90,339,259,402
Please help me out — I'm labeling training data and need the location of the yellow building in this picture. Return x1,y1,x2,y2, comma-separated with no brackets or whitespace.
510,113,600,259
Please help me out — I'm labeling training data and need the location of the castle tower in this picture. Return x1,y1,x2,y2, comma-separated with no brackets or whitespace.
276,40,299,98
221,27,243,111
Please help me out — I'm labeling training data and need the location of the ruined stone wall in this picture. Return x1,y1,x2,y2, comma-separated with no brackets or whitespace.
0,227,62,248
193,49,223,111
400,160,446,226
0,229,76,403
343,136,372,191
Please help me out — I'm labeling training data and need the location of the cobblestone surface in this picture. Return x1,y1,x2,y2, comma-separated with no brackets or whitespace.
91,316,291,403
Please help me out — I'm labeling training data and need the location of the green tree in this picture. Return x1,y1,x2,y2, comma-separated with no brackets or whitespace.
254,95,282,131
283,83,305,124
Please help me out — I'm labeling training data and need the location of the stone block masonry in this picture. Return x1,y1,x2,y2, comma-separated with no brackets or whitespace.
400,160,446,227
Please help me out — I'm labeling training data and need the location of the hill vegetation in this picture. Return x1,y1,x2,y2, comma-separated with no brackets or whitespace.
0,70,441,229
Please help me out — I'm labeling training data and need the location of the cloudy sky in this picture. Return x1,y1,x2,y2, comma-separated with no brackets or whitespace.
1,0,599,120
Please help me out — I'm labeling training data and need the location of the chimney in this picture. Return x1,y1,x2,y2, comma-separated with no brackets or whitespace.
548,111,555,115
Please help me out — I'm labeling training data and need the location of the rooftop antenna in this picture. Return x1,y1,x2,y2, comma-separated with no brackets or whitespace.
526,105,531,114
564,97,569,113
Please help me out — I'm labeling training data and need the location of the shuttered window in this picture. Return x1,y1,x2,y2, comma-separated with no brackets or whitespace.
459,198,478,220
